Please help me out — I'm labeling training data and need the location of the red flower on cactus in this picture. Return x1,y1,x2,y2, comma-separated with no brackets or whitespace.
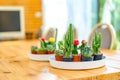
74,39,79,46
41,37,45,42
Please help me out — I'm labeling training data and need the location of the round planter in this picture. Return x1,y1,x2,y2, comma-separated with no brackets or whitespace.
73,55,81,62
29,52,54,61
82,56,94,61
94,54,103,61
31,51,37,54
55,55,63,61
47,51,54,54
37,51,47,54
62,57,73,62
49,55,105,70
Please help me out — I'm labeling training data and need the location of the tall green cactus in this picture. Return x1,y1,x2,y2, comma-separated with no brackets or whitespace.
63,24,74,58
92,31,102,54
55,28,58,43
54,28,58,49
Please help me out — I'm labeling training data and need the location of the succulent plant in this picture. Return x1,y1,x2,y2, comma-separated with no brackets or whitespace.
58,41,64,50
81,46,93,58
38,28,58,53
92,31,102,54
31,46,38,52
40,38,47,48
46,44,55,52
38,48,47,52
79,40,87,53
55,49,63,56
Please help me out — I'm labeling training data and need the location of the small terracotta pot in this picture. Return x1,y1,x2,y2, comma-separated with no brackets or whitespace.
37,51,47,54
55,55,63,61
47,51,54,54
73,55,81,62
31,51,37,54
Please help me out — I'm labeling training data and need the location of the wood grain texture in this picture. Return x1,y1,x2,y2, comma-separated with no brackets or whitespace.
0,40,120,80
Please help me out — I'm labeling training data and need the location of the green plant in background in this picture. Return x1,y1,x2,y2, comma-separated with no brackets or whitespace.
46,28,58,52
92,31,102,54
38,48,47,52
99,0,120,49
39,28,58,52
46,44,55,52
31,46,38,52
37,37,47,52
111,0,120,42
40,37,47,48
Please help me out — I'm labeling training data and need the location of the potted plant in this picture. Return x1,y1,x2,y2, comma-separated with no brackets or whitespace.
79,40,87,51
47,44,55,54
92,31,103,60
37,37,47,54
31,46,38,54
47,28,58,54
72,39,81,62
81,46,93,61
37,48,47,54
62,24,74,62
79,40,93,61
55,49,63,61
37,28,58,54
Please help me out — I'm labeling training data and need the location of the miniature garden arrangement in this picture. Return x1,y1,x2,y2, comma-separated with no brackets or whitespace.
49,24,106,70
29,29,58,61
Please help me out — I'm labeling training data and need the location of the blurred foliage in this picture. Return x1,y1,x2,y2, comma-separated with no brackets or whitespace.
99,0,120,42
91,0,99,27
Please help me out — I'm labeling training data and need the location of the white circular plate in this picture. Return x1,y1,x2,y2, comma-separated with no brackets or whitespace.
49,55,105,70
29,52,54,61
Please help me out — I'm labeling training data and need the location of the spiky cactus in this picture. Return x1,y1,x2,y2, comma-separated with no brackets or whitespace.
92,31,102,54
62,24,74,58
81,46,93,58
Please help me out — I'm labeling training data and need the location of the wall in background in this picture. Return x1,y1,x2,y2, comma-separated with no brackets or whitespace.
0,0,42,39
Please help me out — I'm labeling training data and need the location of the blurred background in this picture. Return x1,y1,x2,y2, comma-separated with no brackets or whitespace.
0,0,120,49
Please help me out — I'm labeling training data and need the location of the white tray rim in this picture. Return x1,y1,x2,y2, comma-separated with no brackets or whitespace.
49,55,105,70
29,52,54,61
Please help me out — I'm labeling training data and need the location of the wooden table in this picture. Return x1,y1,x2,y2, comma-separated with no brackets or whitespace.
0,40,120,80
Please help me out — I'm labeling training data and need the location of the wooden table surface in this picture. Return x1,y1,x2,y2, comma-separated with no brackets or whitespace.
0,40,120,80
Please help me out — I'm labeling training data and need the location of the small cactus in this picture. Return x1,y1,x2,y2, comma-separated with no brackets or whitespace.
92,31,102,54
58,24,74,58
81,46,93,58
55,50,63,56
